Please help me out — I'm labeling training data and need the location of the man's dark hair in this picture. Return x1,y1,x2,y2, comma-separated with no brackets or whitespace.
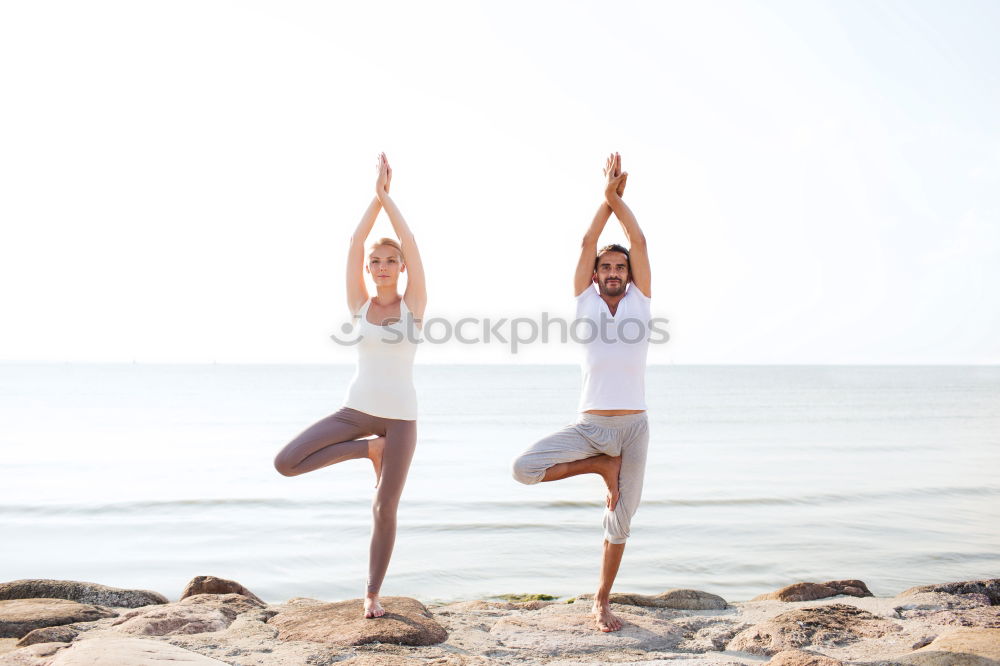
594,244,631,274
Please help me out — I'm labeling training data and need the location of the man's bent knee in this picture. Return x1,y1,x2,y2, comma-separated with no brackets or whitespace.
511,456,544,485
603,510,632,544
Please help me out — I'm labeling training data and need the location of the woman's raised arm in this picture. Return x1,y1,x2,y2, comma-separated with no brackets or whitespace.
346,196,381,315
375,153,426,322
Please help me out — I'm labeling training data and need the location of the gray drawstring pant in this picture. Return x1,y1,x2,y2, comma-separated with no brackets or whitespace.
273,407,417,595
511,412,649,544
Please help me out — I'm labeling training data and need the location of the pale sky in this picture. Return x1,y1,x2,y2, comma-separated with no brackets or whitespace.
1,0,998,364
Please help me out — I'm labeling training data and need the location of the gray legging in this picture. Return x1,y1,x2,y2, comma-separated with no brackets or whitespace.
273,407,417,595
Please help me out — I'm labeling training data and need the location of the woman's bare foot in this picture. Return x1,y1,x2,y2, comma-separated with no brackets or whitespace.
364,593,385,619
595,455,622,510
592,600,623,632
367,437,385,488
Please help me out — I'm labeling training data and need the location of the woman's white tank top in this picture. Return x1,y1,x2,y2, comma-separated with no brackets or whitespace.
342,297,420,420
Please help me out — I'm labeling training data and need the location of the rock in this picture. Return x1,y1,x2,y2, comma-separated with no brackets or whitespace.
14,625,78,647
726,602,901,656
0,580,166,608
107,593,263,636
894,627,1000,664
337,657,425,665
109,605,230,637
44,636,229,664
178,592,268,618
898,579,1000,606
488,601,684,655
179,576,265,605
671,615,749,651
0,641,69,665
111,603,235,636
267,596,447,646
768,648,844,665
894,591,992,612
578,588,727,610
347,657,496,665
893,591,1000,628
752,580,873,602
434,599,553,612
0,599,116,639
338,656,495,665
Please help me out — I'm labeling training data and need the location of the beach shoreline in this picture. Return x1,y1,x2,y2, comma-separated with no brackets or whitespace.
1,576,998,665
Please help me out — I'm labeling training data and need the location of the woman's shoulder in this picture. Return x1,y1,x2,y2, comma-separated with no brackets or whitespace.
350,297,373,318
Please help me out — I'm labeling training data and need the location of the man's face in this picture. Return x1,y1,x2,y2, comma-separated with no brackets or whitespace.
366,246,404,284
593,251,629,296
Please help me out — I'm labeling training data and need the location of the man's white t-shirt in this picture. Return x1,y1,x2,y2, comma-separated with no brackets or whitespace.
575,284,651,412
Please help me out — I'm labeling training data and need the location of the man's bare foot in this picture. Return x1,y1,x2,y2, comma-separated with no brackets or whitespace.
596,455,622,510
364,593,385,618
592,600,623,632
367,437,385,488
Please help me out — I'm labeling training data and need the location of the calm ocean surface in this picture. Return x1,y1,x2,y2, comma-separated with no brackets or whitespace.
1,363,998,604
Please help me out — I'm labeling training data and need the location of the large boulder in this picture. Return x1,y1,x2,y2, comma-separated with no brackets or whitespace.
0,599,116,639
0,580,165,608
267,596,447,646
726,602,901,656
752,580,873,602
178,576,265,605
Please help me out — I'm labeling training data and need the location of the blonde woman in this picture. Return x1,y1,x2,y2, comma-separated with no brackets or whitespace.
274,153,425,618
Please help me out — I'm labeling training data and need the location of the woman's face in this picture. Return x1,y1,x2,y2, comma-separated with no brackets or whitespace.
366,245,405,285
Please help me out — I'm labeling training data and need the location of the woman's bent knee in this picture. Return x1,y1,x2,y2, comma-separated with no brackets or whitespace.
273,453,299,477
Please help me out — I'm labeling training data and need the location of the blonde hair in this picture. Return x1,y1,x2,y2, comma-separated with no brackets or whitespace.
369,237,404,262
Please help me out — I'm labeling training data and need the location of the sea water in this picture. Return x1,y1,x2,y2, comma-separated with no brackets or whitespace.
1,363,998,603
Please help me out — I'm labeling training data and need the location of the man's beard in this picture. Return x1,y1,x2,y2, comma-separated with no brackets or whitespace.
599,279,626,296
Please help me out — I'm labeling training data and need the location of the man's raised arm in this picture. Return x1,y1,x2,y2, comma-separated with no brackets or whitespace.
604,153,650,298
574,154,630,296
574,203,613,297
